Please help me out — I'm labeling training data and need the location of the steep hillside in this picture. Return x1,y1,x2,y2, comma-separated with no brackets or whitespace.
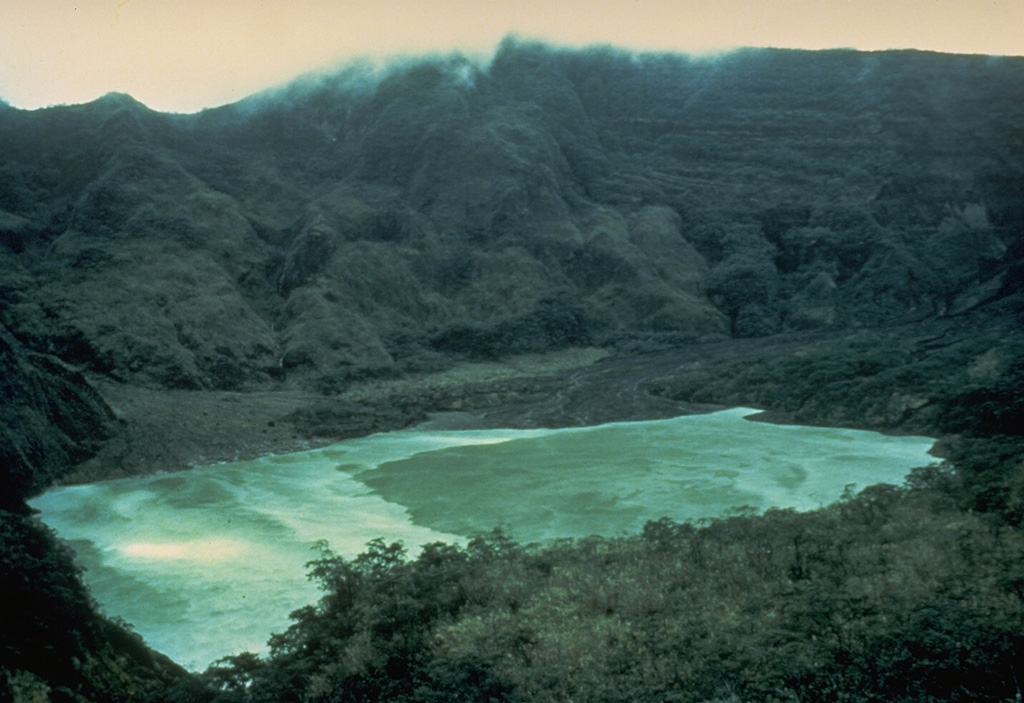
0,325,117,509
1,40,1022,702
0,325,192,699
2,42,1021,395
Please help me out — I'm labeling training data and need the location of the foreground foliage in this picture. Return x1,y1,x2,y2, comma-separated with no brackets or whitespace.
0,511,188,702
179,442,1024,703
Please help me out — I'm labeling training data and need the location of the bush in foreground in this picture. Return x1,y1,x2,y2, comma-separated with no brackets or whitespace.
184,452,1024,703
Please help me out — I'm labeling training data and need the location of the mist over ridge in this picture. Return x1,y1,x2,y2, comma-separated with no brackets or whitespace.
1,36,1024,702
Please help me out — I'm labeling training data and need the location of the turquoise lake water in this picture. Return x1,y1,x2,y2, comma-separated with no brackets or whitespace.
29,408,935,670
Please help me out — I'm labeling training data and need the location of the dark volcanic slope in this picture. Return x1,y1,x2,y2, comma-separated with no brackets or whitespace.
2,42,1022,396
0,324,117,509
0,42,1022,701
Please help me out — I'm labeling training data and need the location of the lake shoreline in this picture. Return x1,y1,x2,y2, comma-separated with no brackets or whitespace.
60,329,945,488
32,409,938,671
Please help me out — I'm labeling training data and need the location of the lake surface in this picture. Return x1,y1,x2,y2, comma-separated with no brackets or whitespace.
30,408,935,670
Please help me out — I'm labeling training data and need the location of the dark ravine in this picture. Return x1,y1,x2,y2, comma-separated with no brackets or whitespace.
1,39,1023,701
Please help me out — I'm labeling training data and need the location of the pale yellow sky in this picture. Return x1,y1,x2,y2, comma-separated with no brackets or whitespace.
1,0,1022,112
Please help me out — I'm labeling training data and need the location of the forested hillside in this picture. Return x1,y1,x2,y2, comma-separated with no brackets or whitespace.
2,41,1021,393
1,40,1023,701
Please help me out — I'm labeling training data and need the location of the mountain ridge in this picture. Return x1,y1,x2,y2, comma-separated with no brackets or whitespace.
2,42,1021,397
1,40,1023,701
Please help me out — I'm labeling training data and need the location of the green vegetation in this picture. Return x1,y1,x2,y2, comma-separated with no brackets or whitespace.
0,510,187,702
0,324,116,508
176,443,1024,703
0,39,1022,701
2,44,1021,392
647,306,1024,437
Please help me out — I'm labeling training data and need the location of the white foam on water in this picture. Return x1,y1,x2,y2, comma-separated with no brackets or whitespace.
117,538,251,561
